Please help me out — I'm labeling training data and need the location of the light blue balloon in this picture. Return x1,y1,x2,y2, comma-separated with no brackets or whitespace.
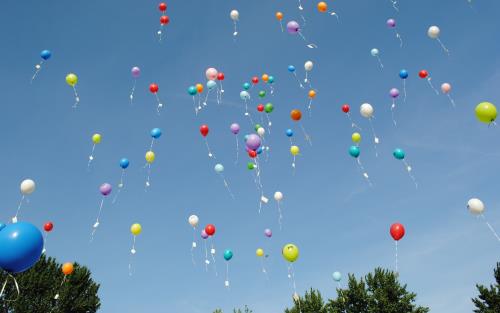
268,76,275,84
119,158,130,169
288,65,296,72
207,80,217,90
0,222,43,274
150,128,162,139
332,271,342,282
257,146,263,154
240,91,250,100
243,82,251,90
399,69,408,79
223,249,233,261
349,146,360,158
214,164,224,173
286,129,294,137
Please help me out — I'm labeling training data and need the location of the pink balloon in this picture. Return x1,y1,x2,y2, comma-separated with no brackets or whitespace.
441,83,451,94
205,68,218,80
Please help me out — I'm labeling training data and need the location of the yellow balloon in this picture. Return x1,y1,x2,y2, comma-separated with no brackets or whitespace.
290,145,300,156
282,243,299,263
145,151,155,164
66,73,78,87
475,102,497,124
352,132,361,143
92,133,102,144
256,248,264,257
130,223,142,236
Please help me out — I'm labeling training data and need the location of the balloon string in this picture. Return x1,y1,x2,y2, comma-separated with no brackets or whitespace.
210,239,218,276
72,86,80,108
129,79,137,104
266,114,272,131
357,158,372,186
155,93,163,114
219,174,235,200
308,99,313,117
292,155,296,174
90,198,105,242
279,21,284,32
277,201,284,230
233,21,238,37
298,32,317,49
481,214,500,243
145,163,152,188
158,24,164,42
191,227,197,266
298,0,303,10
389,0,399,11
288,264,302,313
395,31,403,48
300,123,312,146
112,170,125,204
42,232,49,254
219,81,225,94
368,118,379,157
346,113,362,130
446,94,456,108
402,80,407,103
234,135,239,164
0,273,20,302
304,72,308,84
12,195,25,223
204,138,216,159
31,60,44,83
329,11,340,20
292,72,304,89
427,77,439,95
225,263,230,288
402,160,418,189
391,100,397,127
376,56,384,69
260,258,269,279
197,94,202,111
191,96,199,115
203,89,211,107
395,241,399,273
87,144,96,170
436,38,450,56
204,240,209,271
54,275,66,299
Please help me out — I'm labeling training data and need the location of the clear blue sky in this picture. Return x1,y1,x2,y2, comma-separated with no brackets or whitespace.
0,0,499,312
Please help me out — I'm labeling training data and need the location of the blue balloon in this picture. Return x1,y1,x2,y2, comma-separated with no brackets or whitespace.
0,223,5,231
0,222,43,274
268,76,275,84
257,146,263,154
40,50,51,61
288,65,296,72
119,158,130,169
243,134,249,142
399,69,408,79
243,82,251,90
150,128,162,139
332,271,342,282
393,148,405,160
286,129,294,137
349,146,360,158
223,249,233,261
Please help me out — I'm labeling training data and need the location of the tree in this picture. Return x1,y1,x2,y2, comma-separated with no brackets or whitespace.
233,305,252,313
327,268,429,313
473,262,500,313
0,254,100,313
285,288,328,313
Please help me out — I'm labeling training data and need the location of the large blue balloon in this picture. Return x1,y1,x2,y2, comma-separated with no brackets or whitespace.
40,50,52,61
119,158,130,169
150,128,162,139
0,222,43,274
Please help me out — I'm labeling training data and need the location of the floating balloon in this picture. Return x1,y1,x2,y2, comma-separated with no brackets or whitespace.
188,215,199,265
217,71,225,96
204,224,218,275
389,88,400,126
390,222,405,272
112,158,130,204
87,133,102,170
286,20,317,48
341,104,361,130
393,148,417,188
399,69,409,101
264,228,272,238
12,179,36,224
54,262,75,299
438,82,456,107
467,198,500,243
42,221,54,254
246,133,262,151
352,132,361,144
149,83,164,114
282,244,299,263
370,48,383,69
475,102,497,124
360,103,379,155
65,73,80,108
256,248,264,257
288,64,304,89
157,3,169,42
230,123,241,163
31,49,52,83
0,222,43,274
276,11,284,32
145,129,162,187
418,70,439,95
427,25,449,55
129,66,140,104
317,1,339,19
199,124,216,159
223,249,233,287
332,271,342,282
349,146,371,184
274,191,285,228
304,61,314,86
387,18,403,47
230,10,239,36
214,163,234,199
90,183,112,241
290,109,311,145
308,89,317,114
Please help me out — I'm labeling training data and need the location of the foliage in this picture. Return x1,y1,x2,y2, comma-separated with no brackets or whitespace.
472,262,500,313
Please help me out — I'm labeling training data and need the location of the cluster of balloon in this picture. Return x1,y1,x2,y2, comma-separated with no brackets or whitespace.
54,262,74,300
282,244,301,306
112,158,130,204
90,183,112,241
12,179,36,223
0,222,43,300
287,20,317,49
65,73,79,108
399,69,409,102
223,249,233,287
418,70,439,95
203,224,218,275
390,223,405,273
332,271,342,288
276,12,284,32
467,198,500,242
258,102,274,133
291,109,312,146
427,25,449,55
145,128,162,187
348,145,371,185
317,2,340,20
87,133,102,170
387,18,403,47
360,103,380,156
129,66,140,104
389,88,400,126
42,221,54,253
31,49,51,83
230,10,239,36
129,223,142,275
157,3,170,42
274,191,285,229
475,102,497,125
393,149,417,188
215,164,235,199
440,83,456,107
341,104,362,131
188,215,199,265
192,67,223,112
370,48,384,69
149,83,164,114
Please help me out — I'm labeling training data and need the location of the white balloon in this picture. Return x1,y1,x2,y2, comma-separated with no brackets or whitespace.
188,215,199,227
304,61,314,72
370,48,379,57
230,10,239,21
467,198,484,215
20,179,36,195
427,26,440,39
257,127,265,137
274,191,283,201
205,68,218,80
360,103,374,118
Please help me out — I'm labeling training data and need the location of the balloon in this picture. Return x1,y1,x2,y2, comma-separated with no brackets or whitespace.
332,271,342,282
342,104,350,113
92,133,102,144
257,127,265,137
264,229,272,237
217,72,225,81
304,61,314,71
200,125,209,137
223,249,233,261
151,128,162,139
467,198,485,215
418,70,428,79
282,244,299,262
20,179,36,195
286,129,294,137
393,148,405,160
360,103,374,118
43,222,53,232
99,183,112,196
256,248,264,257
230,123,240,134
386,18,396,28
390,223,405,241
247,162,255,170
288,65,296,72
290,109,302,121
441,83,451,94
201,230,209,239
390,88,400,98
349,146,360,158
65,73,78,86
131,66,141,78
243,82,251,90
206,80,216,90
262,74,269,82
268,76,275,84
187,86,197,96
370,48,379,57
290,145,300,156
196,83,204,93
287,21,300,34
240,91,250,100
399,69,408,79
257,104,265,112
188,215,199,227
160,15,170,25
276,12,283,21
230,10,239,21
62,262,74,275
205,224,215,236
252,76,259,84
427,25,440,39
258,91,266,98
245,134,262,150
274,191,283,201
256,146,263,155
352,132,361,143
0,222,43,273
214,163,224,173
317,2,328,12
308,90,317,99
145,151,155,164
149,83,159,93
248,150,257,158
475,102,497,124
40,50,51,60
130,223,142,236
0,224,5,231
205,68,218,80
158,2,167,12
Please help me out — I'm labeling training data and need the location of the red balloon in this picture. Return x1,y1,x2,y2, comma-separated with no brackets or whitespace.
217,72,225,81
205,224,216,236
44,222,53,232
418,70,428,79
160,15,170,25
257,104,264,112
248,150,257,158
159,2,167,12
200,124,209,137
390,223,405,241
149,83,159,93
251,76,259,84
342,104,350,113
290,109,302,121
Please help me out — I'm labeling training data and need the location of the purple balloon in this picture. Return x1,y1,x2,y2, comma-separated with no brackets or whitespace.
390,88,400,98
286,21,300,34
264,229,272,238
99,183,112,196
245,134,261,151
131,66,140,78
201,229,208,239
230,123,240,135
386,18,396,28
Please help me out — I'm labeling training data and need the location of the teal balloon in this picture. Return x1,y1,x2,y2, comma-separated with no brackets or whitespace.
349,146,360,158
393,148,405,160
268,76,275,84
224,249,233,261
188,86,197,96
243,82,251,90
332,271,342,282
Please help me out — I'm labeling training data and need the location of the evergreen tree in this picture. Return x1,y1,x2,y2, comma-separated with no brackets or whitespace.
285,288,328,313
472,262,500,313
233,305,252,313
0,254,100,313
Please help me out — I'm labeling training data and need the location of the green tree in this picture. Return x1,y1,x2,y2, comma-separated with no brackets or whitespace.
0,254,100,313
472,262,500,313
233,305,252,313
327,268,429,313
285,288,328,313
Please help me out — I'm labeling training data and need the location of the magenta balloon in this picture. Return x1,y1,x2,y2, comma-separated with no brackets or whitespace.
131,66,140,78
386,18,396,28
201,229,209,239
389,88,400,98
99,183,112,196
245,134,261,150
264,229,272,237
286,21,300,34
230,123,240,135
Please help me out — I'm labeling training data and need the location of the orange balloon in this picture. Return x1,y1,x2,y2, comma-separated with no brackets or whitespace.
317,2,328,12
62,262,74,276
290,109,302,121
276,12,283,21
308,90,317,98
196,83,203,93
262,74,269,82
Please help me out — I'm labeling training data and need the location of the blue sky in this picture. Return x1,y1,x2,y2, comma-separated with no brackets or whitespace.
0,0,499,312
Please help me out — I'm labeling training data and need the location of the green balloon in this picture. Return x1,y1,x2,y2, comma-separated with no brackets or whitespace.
254,124,262,131
247,162,255,170
475,102,497,124
265,103,274,113
258,90,266,98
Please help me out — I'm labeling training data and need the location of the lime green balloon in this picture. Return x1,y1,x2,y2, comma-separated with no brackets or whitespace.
282,243,299,263
265,103,274,113
475,102,497,124
66,73,78,87
254,124,262,131
258,90,266,98
247,162,255,170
